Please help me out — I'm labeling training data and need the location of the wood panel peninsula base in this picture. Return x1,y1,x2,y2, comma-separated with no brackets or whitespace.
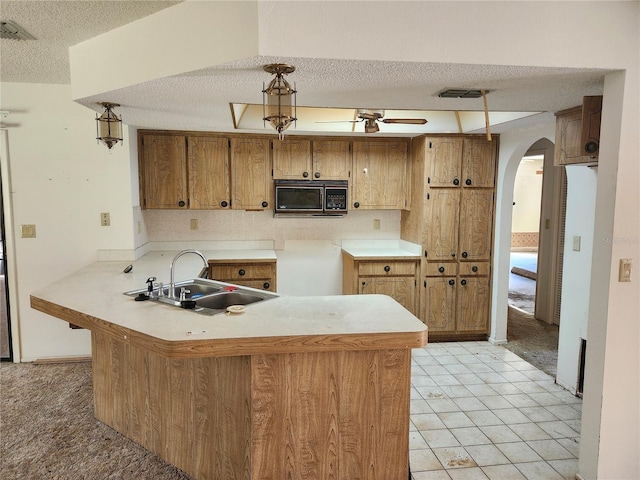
93,332,412,479
31,260,426,480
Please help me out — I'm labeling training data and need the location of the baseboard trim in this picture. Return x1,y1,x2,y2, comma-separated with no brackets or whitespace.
32,356,92,364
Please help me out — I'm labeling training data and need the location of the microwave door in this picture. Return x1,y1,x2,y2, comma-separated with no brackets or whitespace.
276,186,323,213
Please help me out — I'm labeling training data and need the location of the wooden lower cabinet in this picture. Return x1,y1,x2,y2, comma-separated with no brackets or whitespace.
342,253,419,316
92,331,412,480
208,259,276,292
423,261,490,340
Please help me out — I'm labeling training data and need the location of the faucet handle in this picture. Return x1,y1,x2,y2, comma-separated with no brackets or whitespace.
179,287,190,301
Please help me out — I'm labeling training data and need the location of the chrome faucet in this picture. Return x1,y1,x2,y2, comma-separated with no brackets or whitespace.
168,249,208,299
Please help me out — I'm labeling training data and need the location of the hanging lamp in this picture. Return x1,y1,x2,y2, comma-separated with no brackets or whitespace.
96,102,123,149
262,64,297,140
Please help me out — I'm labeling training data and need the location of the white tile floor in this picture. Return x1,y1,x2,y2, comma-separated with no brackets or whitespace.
410,342,581,480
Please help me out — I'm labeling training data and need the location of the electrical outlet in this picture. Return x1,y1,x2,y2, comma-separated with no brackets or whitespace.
101,212,110,226
21,224,36,238
619,258,632,282
373,219,380,230
190,218,198,230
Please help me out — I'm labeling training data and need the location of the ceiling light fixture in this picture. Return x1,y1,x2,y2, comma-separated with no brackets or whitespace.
262,64,296,140
95,102,123,149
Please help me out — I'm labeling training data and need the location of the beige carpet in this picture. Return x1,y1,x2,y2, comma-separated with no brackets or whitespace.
0,361,191,480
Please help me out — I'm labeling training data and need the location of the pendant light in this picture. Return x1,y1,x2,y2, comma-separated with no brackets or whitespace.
262,64,296,140
96,102,123,149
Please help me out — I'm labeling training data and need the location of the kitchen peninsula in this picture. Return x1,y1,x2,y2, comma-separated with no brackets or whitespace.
30,251,427,480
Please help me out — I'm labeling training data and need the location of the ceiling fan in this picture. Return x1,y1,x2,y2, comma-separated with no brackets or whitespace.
321,109,428,133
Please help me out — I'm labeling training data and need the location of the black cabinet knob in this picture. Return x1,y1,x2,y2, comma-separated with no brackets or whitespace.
451,253,456,258
354,202,360,208
263,282,270,290
238,269,245,276
221,200,228,208
462,251,468,258
178,200,186,207
448,279,455,286
439,266,445,273
585,141,599,154
472,266,478,272
384,265,391,272
314,171,321,179
261,201,268,208
453,178,460,186
465,179,472,186
461,279,467,286
303,171,309,178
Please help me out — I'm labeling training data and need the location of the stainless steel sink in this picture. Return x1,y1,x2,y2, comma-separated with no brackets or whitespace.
124,277,277,315
195,291,265,310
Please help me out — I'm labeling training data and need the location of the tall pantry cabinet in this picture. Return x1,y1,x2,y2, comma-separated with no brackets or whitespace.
401,136,498,340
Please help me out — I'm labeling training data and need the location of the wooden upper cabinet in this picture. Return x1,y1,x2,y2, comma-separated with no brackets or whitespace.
554,96,602,166
272,138,312,179
426,137,463,187
230,137,272,210
273,138,351,181
188,136,230,209
140,134,188,209
424,188,461,261
311,140,351,180
462,138,497,188
352,140,408,209
458,189,494,261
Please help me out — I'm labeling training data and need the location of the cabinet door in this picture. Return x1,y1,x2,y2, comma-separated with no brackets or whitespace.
359,276,416,315
423,276,456,332
352,141,408,209
554,108,585,165
141,134,187,209
458,189,494,261
462,138,496,188
188,136,230,209
272,138,311,179
456,276,490,333
424,189,460,261
312,140,351,180
426,137,463,187
230,138,272,210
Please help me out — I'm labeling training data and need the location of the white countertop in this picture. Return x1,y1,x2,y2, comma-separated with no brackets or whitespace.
341,239,421,260
31,250,427,357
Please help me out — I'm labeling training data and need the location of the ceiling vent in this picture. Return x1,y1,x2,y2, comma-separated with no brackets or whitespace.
1,21,36,40
438,88,488,99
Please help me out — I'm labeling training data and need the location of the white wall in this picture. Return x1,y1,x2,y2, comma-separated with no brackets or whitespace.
0,83,135,360
556,165,597,393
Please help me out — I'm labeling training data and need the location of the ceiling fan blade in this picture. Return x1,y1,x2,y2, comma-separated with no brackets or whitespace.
380,118,428,125
315,119,362,124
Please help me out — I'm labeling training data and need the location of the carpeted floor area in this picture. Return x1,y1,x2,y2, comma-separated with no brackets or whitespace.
0,361,191,480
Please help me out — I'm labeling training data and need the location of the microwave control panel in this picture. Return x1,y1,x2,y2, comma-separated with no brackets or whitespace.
325,187,348,211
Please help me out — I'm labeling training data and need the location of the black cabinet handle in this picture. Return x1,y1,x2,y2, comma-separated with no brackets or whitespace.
238,269,245,276
263,282,270,290
451,253,456,258
465,179,472,186
303,171,309,178
448,279,455,286
453,178,460,186
461,279,467,286
261,201,268,208
314,171,321,179
178,200,186,207
221,200,228,208
472,266,478,272
462,251,468,258
354,202,360,208
384,265,391,272
439,266,445,273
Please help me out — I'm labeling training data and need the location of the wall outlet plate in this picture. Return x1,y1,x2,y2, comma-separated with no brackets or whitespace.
21,224,36,238
101,212,110,226
619,258,632,282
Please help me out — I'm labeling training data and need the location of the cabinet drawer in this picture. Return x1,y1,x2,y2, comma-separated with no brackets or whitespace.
358,261,416,276
229,279,275,291
459,262,490,276
210,264,274,280
424,262,457,277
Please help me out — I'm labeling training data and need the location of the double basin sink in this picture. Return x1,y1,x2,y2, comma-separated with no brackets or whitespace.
124,278,278,316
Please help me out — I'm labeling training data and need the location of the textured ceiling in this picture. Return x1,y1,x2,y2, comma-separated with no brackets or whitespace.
0,1,181,84
1,1,608,135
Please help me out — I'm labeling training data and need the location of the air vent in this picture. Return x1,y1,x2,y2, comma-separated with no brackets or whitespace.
1,21,36,40
438,89,488,99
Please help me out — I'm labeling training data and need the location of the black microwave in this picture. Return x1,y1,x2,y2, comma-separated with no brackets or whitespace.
274,179,348,216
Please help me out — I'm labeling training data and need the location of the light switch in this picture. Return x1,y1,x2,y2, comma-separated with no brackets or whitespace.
572,235,581,252
190,219,198,230
373,219,380,230
21,224,36,238
619,258,632,282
